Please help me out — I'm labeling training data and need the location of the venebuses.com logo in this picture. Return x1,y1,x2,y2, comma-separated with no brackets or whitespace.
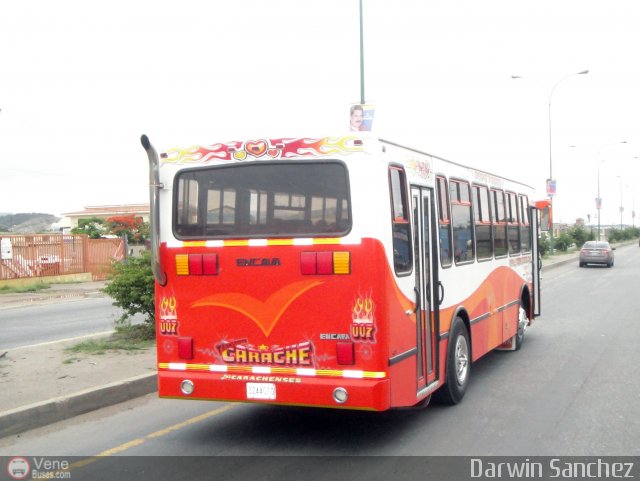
6,457,30,480
5,457,71,480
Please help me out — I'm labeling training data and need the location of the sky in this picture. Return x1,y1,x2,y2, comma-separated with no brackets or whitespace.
1,0,639,227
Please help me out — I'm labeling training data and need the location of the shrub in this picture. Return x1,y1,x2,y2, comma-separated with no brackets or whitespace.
554,233,572,252
102,251,155,339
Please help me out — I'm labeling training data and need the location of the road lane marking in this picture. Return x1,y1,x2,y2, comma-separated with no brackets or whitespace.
69,404,237,472
146,404,236,438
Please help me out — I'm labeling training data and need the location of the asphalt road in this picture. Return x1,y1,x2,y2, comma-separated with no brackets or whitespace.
1,246,639,476
0,297,144,349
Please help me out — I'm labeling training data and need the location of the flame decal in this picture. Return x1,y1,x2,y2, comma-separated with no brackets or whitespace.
161,136,366,164
351,291,377,342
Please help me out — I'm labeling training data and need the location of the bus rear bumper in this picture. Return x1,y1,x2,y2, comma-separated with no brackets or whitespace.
158,370,391,411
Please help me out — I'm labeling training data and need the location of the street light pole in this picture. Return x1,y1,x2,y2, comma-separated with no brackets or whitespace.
511,70,589,252
597,159,601,239
618,176,624,231
572,140,626,240
359,0,365,105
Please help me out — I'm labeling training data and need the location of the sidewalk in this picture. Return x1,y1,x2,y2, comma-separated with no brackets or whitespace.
0,252,581,439
0,281,157,439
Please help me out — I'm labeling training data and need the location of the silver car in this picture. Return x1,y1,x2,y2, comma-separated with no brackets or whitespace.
579,241,615,267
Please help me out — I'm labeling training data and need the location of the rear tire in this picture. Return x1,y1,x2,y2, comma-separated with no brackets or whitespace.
435,317,470,405
515,302,528,351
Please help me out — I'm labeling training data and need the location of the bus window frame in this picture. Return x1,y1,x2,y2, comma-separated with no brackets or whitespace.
449,178,475,266
506,191,521,256
388,164,413,277
519,194,532,253
171,160,353,240
472,183,494,262
436,175,453,269
491,188,509,258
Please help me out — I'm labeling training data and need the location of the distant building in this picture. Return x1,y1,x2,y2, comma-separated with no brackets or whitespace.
60,204,150,229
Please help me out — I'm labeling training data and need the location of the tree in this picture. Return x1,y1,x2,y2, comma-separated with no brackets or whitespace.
102,251,155,339
567,225,592,247
105,215,148,244
554,233,573,252
71,217,107,239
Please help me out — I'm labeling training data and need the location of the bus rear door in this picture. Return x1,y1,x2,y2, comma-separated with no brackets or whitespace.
411,187,439,398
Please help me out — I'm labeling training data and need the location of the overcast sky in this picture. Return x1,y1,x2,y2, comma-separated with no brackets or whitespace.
1,1,639,226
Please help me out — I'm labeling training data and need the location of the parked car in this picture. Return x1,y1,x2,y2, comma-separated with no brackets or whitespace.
579,241,615,267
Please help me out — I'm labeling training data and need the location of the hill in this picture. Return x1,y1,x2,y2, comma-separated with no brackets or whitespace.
0,213,60,234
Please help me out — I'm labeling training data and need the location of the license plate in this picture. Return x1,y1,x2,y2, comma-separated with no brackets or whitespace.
246,382,276,400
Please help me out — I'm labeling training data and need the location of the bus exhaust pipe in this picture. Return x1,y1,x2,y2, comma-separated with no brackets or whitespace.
141,134,167,286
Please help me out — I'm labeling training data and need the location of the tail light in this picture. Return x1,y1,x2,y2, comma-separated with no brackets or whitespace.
178,337,194,359
336,341,355,365
301,251,351,275
175,254,218,276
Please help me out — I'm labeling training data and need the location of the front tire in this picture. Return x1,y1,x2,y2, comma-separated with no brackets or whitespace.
435,317,470,405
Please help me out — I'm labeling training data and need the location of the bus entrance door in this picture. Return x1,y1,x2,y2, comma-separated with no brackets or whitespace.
411,187,438,396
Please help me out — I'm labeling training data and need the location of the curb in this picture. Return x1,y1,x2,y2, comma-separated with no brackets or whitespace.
0,373,157,438
543,256,577,270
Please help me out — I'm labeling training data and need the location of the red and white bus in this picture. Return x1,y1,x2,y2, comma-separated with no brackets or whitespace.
142,134,541,411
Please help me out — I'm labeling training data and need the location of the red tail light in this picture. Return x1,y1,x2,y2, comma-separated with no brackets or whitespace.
300,251,351,275
176,254,218,276
178,337,194,359
336,341,355,365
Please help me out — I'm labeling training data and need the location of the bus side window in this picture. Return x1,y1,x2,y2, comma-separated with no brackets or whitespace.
507,192,521,255
492,189,508,257
519,195,531,252
436,176,452,267
473,185,493,260
450,179,474,264
389,167,412,275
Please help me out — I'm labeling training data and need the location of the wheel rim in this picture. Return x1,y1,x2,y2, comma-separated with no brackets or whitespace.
454,335,469,385
517,306,528,340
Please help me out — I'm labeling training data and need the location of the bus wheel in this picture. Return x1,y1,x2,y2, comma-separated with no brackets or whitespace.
515,303,528,351
436,317,470,405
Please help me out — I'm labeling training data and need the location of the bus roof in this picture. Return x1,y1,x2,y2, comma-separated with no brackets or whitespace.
159,134,534,192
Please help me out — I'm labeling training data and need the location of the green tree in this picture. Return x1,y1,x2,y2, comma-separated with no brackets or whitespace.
554,233,572,252
102,251,155,339
539,236,550,257
567,225,592,247
105,215,148,244
71,217,107,239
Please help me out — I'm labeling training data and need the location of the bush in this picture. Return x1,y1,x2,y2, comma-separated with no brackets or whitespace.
102,251,155,339
554,233,572,252
567,225,593,246
539,236,550,257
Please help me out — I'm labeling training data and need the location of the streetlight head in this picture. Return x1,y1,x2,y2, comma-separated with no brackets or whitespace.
511,75,522,79
578,70,589,75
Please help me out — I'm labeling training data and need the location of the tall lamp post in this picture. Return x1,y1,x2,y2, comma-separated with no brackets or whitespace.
617,176,624,230
358,0,365,105
511,70,589,251
571,140,626,240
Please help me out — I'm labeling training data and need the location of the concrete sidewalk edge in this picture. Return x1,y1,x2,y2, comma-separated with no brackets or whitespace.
0,373,157,438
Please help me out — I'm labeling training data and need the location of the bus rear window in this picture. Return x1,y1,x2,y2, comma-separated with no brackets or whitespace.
174,162,351,238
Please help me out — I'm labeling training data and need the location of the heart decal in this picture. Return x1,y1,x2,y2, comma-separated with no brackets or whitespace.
245,140,267,158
